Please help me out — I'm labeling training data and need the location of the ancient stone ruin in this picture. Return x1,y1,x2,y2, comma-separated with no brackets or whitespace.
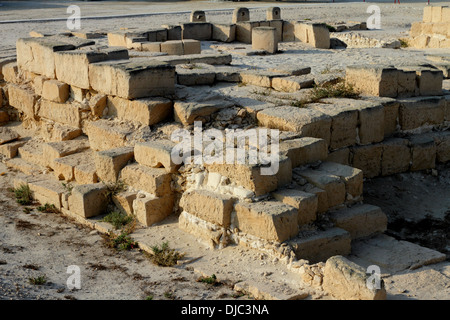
409,5,450,49
0,6,449,300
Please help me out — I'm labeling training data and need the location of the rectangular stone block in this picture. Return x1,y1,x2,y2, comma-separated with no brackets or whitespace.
279,137,328,167
182,39,201,55
383,100,400,137
269,20,283,43
432,131,450,163
43,139,90,161
415,68,443,96
326,148,350,166
329,204,387,239
282,20,295,42
423,6,433,22
2,62,19,84
89,60,175,99
271,75,315,92
134,140,178,173
128,97,173,126
28,178,67,210
7,84,37,118
54,48,129,89
85,120,134,151
0,140,26,158
272,189,317,226
346,65,399,98
42,80,69,103
381,138,411,176
147,28,168,42
120,163,172,197
297,169,346,208
162,25,182,40
410,135,436,171
233,201,298,242
410,22,423,38
180,190,235,227
318,162,363,200
181,22,212,41
288,228,351,263
68,183,108,218
236,21,260,44
431,6,446,23
212,24,236,43
399,97,445,131
351,144,383,178
112,191,137,216
52,151,93,181
94,146,134,183
295,22,330,49
141,42,161,52
38,100,81,128
160,40,184,55
133,193,174,227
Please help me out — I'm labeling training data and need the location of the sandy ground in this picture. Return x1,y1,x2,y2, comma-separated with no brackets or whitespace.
0,0,450,301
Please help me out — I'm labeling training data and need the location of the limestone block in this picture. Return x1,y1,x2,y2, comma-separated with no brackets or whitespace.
282,20,295,42
181,22,212,41
0,140,25,158
271,75,314,92
279,137,327,168
397,70,417,98
162,24,182,40
42,80,69,103
236,21,260,44
345,65,399,98
68,183,109,218
52,151,94,181
89,60,175,99
134,140,179,173
43,139,90,161
295,23,330,49
410,22,423,38
431,6,446,23
160,40,184,55
381,138,411,176
252,27,278,54
74,162,98,185
2,62,19,84
398,97,445,130
141,42,161,53
383,100,400,137
269,20,283,43
423,6,433,23
147,28,168,42
94,146,134,183
232,7,250,23
7,84,37,118
0,128,20,145
190,10,206,22
133,193,174,227
267,7,281,21
288,228,351,263
212,24,236,43
415,68,443,96
410,135,436,171
180,190,235,227
432,131,450,163
322,256,387,300
351,144,383,178
257,106,332,145
176,66,216,86
89,94,107,117
276,156,292,188
326,148,350,166
112,191,137,216
38,100,81,128
329,204,387,239
120,163,172,197
297,169,346,208
318,162,363,200
70,86,88,102
240,70,286,88
128,97,173,126
272,189,317,226
28,178,67,210
173,99,234,126
183,39,201,55
85,120,134,151
233,201,298,242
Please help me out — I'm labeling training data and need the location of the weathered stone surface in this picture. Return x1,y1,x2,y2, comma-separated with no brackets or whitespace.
295,22,330,49
38,100,81,128
160,40,183,55
410,135,436,171
329,204,387,239
0,140,26,158
0,128,20,145
112,191,137,216
27,178,67,210
89,60,175,99
176,65,215,86
68,183,108,218
40,123,82,142
398,97,445,131
233,201,298,242
326,148,350,166
180,189,235,227
94,146,134,183
236,21,260,44
43,139,90,161
252,27,278,54
54,48,129,89
89,94,107,117
432,131,450,163
42,80,69,103
162,24,182,40
135,140,178,173
346,65,399,98
181,22,212,41
7,84,37,118
2,62,19,84
174,99,234,125
323,255,387,300
271,75,315,92
351,144,383,178
120,163,172,197
212,24,236,42
272,189,317,226
183,40,201,55
289,228,351,263
279,137,327,168
232,7,250,23
240,70,286,88
257,106,331,144
85,120,134,151
381,138,411,176
52,151,94,181
318,162,363,199
133,193,174,226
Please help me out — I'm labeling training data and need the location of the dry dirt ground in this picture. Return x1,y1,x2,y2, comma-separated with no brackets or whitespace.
0,1,450,300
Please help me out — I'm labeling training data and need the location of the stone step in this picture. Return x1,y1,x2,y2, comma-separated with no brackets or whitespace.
119,163,172,197
43,138,90,164
328,204,387,240
233,200,298,242
52,151,98,184
133,192,174,227
288,227,351,263
5,157,47,175
279,137,327,168
271,189,317,226
0,140,27,159
18,141,47,167
317,161,363,201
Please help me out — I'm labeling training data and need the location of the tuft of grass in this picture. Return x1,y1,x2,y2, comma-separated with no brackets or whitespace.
104,180,127,199
62,182,73,195
145,295,154,300
399,38,409,48
29,275,46,285
309,80,360,101
164,291,175,300
105,231,138,251
149,241,185,267
37,203,59,214
102,211,133,230
198,274,221,286
14,184,32,205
